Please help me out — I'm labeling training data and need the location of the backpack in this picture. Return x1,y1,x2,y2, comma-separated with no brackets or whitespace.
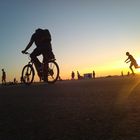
43,29,51,41
34,29,51,45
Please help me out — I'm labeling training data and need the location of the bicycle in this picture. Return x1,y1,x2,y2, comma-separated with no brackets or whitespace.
21,52,59,85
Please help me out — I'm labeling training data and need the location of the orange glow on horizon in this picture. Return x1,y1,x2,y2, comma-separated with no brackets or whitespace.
2,52,140,83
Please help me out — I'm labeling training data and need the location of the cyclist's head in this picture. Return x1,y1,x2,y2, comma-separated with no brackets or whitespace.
126,52,130,56
2,69,4,71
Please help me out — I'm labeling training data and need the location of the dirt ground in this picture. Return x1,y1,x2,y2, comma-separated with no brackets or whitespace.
0,76,140,140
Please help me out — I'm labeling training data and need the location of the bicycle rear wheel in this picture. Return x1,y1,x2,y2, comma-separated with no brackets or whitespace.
21,64,35,85
47,61,59,83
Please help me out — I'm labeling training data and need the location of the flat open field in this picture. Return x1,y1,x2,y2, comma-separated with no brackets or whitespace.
0,76,140,140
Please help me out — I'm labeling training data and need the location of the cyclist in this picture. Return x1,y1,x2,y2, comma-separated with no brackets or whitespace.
22,28,55,81
125,52,140,75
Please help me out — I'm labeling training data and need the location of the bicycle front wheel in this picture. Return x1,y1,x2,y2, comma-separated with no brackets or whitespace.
21,64,35,85
47,61,59,84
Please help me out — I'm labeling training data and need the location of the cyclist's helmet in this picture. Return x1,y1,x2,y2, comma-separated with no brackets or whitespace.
126,52,129,55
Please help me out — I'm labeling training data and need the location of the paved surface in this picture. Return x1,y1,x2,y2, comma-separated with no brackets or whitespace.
0,77,140,140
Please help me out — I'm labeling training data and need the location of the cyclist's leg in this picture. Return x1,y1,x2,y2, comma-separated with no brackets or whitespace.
46,44,55,59
42,52,54,81
42,52,49,82
30,48,42,76
42,44,55,82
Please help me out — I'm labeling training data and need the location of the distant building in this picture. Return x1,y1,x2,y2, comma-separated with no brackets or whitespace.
84,73,92,79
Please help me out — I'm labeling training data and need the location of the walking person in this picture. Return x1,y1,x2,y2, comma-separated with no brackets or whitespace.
93,70,95,79
2,69,6,85
77,71,83,79
71,71,75,80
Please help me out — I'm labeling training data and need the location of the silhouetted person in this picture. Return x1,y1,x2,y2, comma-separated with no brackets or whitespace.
14,78,16,83
93,70,95,78
22,28,55,81
121,71,123,77
2,69,6,85
77,71,83,79
14,78,17,84
71,71,75,80
125,52,140,75
58,76,62,81
77,71,80,79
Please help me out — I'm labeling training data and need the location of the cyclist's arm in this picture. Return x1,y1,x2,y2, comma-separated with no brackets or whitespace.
23,38,34,53
25,40,33,51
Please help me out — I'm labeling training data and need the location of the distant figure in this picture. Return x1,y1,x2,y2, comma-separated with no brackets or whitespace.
121,71,123,76
77,71,80,79
14,78,16,83
93,70,95,79
22,28,55,81
2,69,6,85
77,71,83,80
14,78,17,84
71,71,75,80
125,52,140,75
58,76,62,81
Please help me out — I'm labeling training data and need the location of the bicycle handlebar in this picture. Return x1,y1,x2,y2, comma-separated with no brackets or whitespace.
24,52,30,55
22,51,30,55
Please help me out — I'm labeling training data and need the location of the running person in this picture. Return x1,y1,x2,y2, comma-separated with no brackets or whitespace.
125,52,140,74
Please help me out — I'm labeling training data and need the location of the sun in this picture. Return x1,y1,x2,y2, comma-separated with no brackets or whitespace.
136,57,140,65
136,57,140,73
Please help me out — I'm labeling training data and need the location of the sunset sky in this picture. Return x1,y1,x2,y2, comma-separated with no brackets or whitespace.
1,0,140,82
